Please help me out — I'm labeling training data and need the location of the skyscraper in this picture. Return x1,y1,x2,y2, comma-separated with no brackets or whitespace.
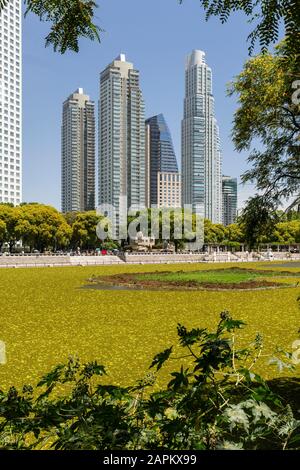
61,88,95,213
145,114,181,208
222,175,237,226
99,54,145,230
182,50,222,223
0,0,22,205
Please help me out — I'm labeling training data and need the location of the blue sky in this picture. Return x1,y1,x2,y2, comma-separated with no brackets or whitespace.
23,0,257,210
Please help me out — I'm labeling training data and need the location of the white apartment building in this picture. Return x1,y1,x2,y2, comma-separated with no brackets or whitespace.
0,0,22,205
61,88,95,213
99,54,146,233
182,50,222,223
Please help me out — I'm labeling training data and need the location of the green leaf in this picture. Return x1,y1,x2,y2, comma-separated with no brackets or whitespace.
150,347,173,371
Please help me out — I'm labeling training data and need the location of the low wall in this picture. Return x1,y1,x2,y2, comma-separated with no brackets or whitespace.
69,256,123,266
124,253,206,264
1,252,300,268
0,255,123,268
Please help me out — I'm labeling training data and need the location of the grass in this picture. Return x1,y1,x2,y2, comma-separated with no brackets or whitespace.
0,262,300,391
137,268,269,284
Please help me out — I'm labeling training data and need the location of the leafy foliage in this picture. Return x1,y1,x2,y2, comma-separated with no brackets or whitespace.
0,0,9,8
1,0,298,56
68,211,103,250
239,197,279,248
0,0,101,53
229,43,300,244
0,203,72,252
181,0,300,57
1,203,300,251
1,312,300,450
25,0,101,53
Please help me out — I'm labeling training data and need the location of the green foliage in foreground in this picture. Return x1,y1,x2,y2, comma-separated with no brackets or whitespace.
0,0,101,54
2,0,298,57
1,312,300,450
192,0,300,58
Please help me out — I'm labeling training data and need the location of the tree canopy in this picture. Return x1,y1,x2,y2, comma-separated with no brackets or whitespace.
1,203,300,251
0,1,299,56
0,203,72,251
0,0,101,53
190,0,300,58
229,42,300,245
68,211,103,249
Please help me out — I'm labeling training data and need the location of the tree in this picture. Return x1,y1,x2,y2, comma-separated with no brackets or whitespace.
225,223,245,244
70,211,103,250
0,219,6,252
230,43,300,245
18,204,72,251
1,1,299,57
0,204,21,252
0,0,101,53
183,0,300,57
287,210,300,221
273,220,300,244
239,197,279,248
204,219,227,244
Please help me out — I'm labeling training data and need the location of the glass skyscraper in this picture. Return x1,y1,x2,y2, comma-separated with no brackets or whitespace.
99,54,145,231
145,114,180,207
0,0,22,205
222,176,237,226
181,50,222,223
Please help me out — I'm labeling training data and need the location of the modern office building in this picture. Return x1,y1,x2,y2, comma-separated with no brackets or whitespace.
61,88,95,213
0,0,22,205
181,50,222,223
145,114,181,208
222,175,237,226
99,54,145,232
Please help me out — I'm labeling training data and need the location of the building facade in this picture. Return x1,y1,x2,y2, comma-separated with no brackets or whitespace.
181,50,222,222
145,114,181,208
157,172,181,208
0,0,22,205
61,88,95,213
222,175,237,226
99,54,145,232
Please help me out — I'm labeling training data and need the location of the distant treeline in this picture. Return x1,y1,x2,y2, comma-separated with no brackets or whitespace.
0,203,299,252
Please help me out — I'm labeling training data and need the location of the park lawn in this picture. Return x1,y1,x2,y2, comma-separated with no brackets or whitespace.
138,268,269,284
0,261,300,391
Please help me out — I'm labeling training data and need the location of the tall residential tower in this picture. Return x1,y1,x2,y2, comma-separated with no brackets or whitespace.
98,54,145,230
181,50,222,222
0,0,22,205
61,88,95,213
